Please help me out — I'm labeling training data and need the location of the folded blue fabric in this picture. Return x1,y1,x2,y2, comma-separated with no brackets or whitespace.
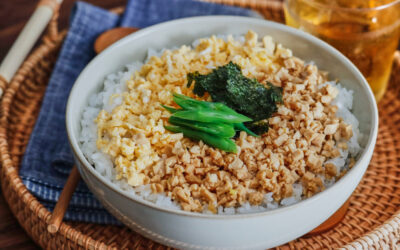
20,0,258,224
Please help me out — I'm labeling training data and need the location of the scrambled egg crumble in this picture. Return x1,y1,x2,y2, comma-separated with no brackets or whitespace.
95,30,355,212
96,31,280,185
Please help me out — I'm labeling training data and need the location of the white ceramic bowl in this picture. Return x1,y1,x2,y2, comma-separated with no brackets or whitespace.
66,16,378,249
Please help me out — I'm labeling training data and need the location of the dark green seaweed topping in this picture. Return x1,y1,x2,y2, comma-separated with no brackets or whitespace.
187,62,282,134
245,120,270,135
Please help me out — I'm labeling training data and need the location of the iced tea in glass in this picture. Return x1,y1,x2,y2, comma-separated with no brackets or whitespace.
284,0,400,101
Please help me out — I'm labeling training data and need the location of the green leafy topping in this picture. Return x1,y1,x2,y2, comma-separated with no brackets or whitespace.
162,93,258,153
168,116,236,138
233,123,259,137
160,104,179,113
187,62,283,134
165,125,237,153
172,109,251,124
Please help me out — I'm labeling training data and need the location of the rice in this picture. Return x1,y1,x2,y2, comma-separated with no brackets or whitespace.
79,33,362,214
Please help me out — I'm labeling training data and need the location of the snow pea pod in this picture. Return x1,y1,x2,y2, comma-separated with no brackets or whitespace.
172,93,240,115
172,93,212,110
172,109,252,124
234,123,259,137
160,104,180,113
168,116,235,138
164,125,237,153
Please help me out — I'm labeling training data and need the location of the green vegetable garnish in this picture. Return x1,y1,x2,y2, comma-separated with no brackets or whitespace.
233,123,259,137
161,93,257,153
169,116,235,138
187,62,283,134
172,109,251,124
172,93,238,114
164,125,237,153
160,104,179,113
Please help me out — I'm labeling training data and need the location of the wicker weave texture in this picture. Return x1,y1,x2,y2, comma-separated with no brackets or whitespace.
1,1,400,249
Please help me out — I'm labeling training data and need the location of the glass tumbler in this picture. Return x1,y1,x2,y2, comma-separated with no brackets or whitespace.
284,0,400,102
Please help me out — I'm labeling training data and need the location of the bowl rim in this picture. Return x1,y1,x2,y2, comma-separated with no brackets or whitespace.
66,15,378,219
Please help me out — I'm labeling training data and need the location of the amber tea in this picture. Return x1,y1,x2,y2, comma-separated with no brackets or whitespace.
284,0,400,101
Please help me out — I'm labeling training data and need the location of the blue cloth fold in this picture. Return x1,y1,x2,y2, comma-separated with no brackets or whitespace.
20,0,258,224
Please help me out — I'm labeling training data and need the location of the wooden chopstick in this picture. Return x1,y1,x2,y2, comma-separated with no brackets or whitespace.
47,165,80,234
0,0,63,98
0,0,73,236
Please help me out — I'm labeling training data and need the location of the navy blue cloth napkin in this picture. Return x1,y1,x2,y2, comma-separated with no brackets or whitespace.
19,0,258,224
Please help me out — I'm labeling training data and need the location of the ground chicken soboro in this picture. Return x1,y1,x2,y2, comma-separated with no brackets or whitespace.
95,30,355,212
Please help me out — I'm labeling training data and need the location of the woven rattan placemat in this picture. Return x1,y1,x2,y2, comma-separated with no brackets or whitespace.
1,1,400,249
